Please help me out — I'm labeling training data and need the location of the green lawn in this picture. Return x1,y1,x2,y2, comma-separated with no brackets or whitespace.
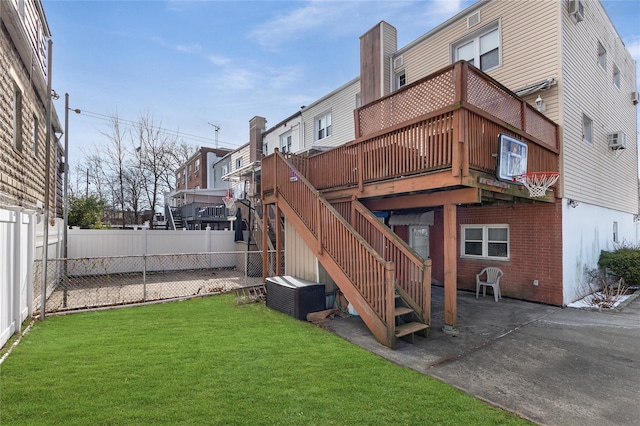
0,295,530,425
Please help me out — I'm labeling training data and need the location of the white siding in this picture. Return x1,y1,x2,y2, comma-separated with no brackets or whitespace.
301,78,360,150
560,0,638,213
284,219,317,281
262,115,303,156
229,144,250,171
562,202,638,305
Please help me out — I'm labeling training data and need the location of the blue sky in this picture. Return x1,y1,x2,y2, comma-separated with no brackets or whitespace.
44,0,640,168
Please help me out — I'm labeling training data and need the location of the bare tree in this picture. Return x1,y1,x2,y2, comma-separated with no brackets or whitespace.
98,113,129,228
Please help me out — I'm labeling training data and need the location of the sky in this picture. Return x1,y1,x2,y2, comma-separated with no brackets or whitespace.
43,0,640,171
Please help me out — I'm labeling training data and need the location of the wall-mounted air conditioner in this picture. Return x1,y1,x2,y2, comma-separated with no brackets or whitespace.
608,132,626,150
569,0,585,22
632,91,639,105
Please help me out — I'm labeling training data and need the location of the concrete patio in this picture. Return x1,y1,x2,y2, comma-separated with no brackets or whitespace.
323,286,640,426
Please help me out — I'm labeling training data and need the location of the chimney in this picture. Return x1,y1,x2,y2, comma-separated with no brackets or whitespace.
359,21,397,106
249,116,266,163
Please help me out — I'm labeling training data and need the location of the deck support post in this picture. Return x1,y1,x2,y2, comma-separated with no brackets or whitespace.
275,202,283,276
262,202,268,281
443,203,458,334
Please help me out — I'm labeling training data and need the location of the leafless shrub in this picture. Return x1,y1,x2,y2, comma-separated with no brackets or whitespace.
581,268,629,309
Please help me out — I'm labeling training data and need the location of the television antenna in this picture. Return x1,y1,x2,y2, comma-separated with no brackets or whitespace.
208,122,220,150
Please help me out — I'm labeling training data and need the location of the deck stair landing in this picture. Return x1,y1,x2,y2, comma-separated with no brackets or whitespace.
262,151,431,349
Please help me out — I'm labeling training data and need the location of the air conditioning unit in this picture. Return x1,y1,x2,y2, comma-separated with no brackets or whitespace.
569,0,585,22
632,91,639,105
608,132,627,150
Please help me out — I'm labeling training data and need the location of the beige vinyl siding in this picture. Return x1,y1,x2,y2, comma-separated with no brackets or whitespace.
284,219,317,281
560,0,637,213
302,78,360,149
230,144,250,171
397,0,561,122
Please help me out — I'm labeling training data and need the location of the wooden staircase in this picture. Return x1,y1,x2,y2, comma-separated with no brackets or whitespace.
262,151,431,349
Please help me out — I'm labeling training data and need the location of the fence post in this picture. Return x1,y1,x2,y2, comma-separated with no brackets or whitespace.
143,254,147,302
244,250,248,287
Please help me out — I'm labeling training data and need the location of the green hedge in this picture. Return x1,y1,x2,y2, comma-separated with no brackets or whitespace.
598,246,640,286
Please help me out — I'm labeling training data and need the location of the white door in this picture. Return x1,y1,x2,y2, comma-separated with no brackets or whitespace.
409,226,429,258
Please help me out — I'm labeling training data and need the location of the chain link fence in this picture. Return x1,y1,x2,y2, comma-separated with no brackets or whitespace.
33,250,283,314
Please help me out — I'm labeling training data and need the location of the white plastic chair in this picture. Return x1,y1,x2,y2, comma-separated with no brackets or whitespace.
476,267,503,302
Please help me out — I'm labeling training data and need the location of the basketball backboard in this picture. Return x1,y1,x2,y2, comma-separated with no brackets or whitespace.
496,133,528,183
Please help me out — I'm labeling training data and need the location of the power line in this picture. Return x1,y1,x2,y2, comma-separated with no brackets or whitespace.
73,109,242,150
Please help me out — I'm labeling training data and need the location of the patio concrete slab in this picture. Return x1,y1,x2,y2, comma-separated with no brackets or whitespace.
323,286,640,426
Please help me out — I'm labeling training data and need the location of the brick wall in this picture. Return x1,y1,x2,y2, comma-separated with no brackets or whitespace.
428,202,563,305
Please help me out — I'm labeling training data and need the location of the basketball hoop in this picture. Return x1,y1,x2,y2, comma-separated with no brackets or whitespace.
223,194,237,216
513,172,560,198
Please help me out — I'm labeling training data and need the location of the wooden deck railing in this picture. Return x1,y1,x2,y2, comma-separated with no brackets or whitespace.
332,199,431,326
269,151,396,340
288,61,558,193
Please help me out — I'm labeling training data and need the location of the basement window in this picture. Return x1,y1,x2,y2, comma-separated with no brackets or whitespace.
461,224,509,260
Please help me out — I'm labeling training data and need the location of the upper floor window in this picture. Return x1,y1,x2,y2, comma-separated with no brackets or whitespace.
13,85,23,151
280,131,292,153
582,114,593,145
395,70,406,90
236,158,242,169
182,170,186,184
195,159,200,173
613,65,620,89
263,143,268,155
453,24,500,72
355,93,361,108
222,165,228,175
188,165,192,176
315,111,332,141
597,42,606,71
461,224,509,260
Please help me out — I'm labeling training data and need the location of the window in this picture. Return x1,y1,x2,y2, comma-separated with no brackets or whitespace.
613,222,618,243
13,86,23,151
597,42,606,71
188,165,192,176
195,159,200,173
355,93,361,108
613,65,620,89
315,111,332,141
582,114,593,144
182,170,186,184
32,115,39,156
409,226,429,258
263,143,268,155
222,165,228,175
395,70,406,90
236,158,242,169
453,24,500,72
280,132,292,153
461,225,509,260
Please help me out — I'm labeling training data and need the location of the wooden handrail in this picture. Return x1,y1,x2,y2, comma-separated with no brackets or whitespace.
272,151,395,329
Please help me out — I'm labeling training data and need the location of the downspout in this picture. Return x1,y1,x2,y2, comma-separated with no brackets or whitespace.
40,38,53,320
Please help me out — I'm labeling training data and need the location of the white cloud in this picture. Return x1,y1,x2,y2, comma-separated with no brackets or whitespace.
626,36,640,61
208,55,231,66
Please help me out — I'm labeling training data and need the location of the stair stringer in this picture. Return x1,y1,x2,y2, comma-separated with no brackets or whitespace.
275,197,395,348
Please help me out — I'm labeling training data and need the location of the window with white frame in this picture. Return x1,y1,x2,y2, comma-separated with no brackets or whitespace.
195,159,200,173
280,131,292,153
188,165,192,176
236,158,242,169
315,111,332,141
613,64,620,89
582,114,593,144
395,70,406,90
222,165,228,175
263,143,268,155
613,221,618,243
597,42,606,71
355,93,361,108
182,170,186,184
13,85,23,151
453,24,500,72
461,224,509,259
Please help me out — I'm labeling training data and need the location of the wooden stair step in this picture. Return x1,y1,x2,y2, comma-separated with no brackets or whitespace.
395,306,413,317
395,322,429,338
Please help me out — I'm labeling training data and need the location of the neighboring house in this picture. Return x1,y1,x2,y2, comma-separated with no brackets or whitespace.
260,0,638,348
1,0,62,347
262,111,302,156
299,78,360,153
166,146,231,230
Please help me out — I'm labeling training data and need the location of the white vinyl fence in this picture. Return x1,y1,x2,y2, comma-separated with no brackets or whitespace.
0,208,58,349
